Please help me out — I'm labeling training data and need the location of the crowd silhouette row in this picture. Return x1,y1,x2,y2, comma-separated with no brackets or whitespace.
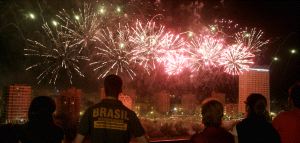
1,74,300,143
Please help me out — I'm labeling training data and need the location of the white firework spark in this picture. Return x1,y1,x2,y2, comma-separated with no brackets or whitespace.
157,32,186,63
25,23,89,85
187,35,225,72
56,3,102,53
218,44,255,75
90,25,136,79
129,20,165,71
235,28,269,53
160,49,190,75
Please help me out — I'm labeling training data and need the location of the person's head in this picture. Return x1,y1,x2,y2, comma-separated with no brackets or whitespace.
28,96,56,123
245,93,269,119
201,100,224,127
104,74,123,98
288,82,300,108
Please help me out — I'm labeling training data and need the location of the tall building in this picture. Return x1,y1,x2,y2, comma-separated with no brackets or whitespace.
153,90,170,114
181,93,197,114
2,84,32,123
239,68,270,113
56,87,81,124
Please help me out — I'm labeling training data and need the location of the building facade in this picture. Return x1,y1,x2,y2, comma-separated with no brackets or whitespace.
181,93,197,115
2,84,32,123
56,87,81,124
238,68,270,113
153,90,170,114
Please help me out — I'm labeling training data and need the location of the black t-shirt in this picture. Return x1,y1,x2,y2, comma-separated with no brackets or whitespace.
18,122,64,143
236,117,280,143
78,99,145,143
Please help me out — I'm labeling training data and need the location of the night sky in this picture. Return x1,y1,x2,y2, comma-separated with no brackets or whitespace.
0,0,300,109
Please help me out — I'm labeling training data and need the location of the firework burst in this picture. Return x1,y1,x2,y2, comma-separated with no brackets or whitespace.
160,49,190,75
235,28,269,53
25,23,89,85
157,33,186,63
56,3,102,53
218,44,255,75
129,20,165,71
187,35,225,72
210,19,241,35
157,33,187,75
90,25,136,79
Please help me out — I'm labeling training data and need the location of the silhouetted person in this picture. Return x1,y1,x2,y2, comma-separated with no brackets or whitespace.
273,82,300,143
74,74,148,143
236,93,280,143
18,96,64,143
190,100,234,143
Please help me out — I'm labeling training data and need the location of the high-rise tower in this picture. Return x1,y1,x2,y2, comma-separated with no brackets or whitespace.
2,84,32,123
239,68,270,113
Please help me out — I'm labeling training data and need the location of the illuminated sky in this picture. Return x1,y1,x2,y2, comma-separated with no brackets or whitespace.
0,0,299,106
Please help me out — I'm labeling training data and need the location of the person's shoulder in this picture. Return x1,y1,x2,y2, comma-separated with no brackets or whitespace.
274,110,294,120
85,102,102,110
236,118,247,127
218,127,234,136
190,133,205,142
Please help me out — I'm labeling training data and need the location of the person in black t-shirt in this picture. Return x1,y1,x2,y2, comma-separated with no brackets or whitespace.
18,96,64,143
236,93,280,143
74,74,148,143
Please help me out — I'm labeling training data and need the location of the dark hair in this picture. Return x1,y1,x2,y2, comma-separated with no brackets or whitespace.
201,100,224,127
289,82,300,108
104,74,123,97
28,96,56,123
245,93,270,121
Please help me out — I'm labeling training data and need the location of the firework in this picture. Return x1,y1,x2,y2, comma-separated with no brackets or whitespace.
56,3,102,53
160,49,190,75
211,19,241,34
218,44,255,75
129,20,165,71
90,25,136,79
25,23,89,85
235,28,269,53
187,35,225,72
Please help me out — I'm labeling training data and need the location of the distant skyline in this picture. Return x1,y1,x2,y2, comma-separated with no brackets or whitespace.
0,0,299,107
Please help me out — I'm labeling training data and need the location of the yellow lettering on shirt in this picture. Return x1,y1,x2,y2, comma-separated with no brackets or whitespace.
114,109,120,119
100,107,107,117
92,107,129,120
93,108,99,117
107,109,114,118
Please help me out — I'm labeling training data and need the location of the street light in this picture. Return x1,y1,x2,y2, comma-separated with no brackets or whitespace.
290,49,297,54
273,57,279,61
